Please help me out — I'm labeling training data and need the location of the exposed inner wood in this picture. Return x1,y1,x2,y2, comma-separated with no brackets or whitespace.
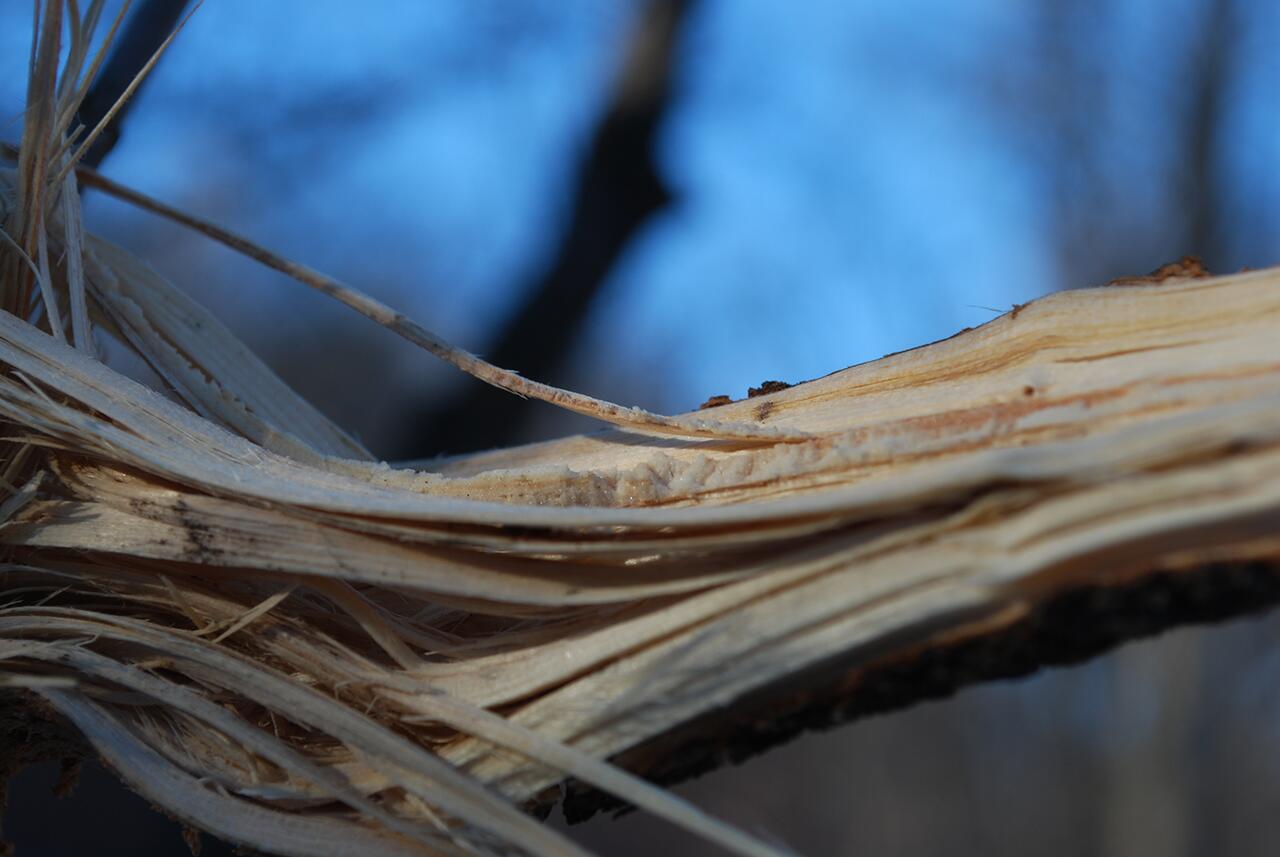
1,267,1276,849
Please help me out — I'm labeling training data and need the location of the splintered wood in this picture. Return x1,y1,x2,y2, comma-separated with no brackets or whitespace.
3,248,1278,856
1,4,1278,856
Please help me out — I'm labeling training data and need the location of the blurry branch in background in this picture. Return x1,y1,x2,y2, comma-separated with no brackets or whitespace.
1181,0,1235,269
1029,0,1238,288
393,0,693,460
74,0,193,169
1028,0,1127,291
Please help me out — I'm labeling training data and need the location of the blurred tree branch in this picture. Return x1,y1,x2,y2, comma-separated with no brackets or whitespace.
1182,0,1235,269
75,0,192,169
393,0,692,459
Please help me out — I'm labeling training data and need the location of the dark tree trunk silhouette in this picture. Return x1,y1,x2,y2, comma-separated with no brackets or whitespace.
75,0,192,169
1181,0,1234,269
393,0,693,460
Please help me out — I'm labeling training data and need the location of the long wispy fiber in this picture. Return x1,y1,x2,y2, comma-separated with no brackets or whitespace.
1,4,1279,857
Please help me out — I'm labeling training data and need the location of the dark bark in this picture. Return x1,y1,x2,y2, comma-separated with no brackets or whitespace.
0,690,88,855
553,559,1280,823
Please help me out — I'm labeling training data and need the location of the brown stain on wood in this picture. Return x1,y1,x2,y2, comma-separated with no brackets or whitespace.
1054,340,1206,363
700,380,793,414
748,380,792,398
698,395,732,410
1106,255,1212,287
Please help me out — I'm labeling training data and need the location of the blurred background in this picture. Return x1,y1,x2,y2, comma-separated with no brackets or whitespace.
1,1,1279,855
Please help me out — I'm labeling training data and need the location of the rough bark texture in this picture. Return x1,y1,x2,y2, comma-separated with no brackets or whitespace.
559,558,1280,821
